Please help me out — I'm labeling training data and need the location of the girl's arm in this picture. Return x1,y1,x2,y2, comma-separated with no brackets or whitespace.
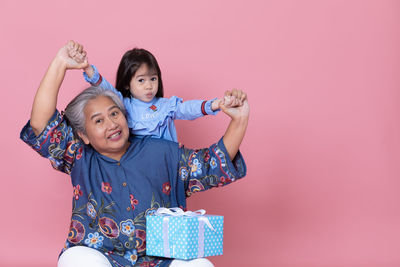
172,92,242,121
171,97,220,120
220,89,249,160
83,64,124,101
30,41,88,136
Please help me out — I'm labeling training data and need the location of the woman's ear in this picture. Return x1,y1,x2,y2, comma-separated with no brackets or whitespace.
78,132,90,145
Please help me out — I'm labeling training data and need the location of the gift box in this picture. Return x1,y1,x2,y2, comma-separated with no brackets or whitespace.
146,208,224,259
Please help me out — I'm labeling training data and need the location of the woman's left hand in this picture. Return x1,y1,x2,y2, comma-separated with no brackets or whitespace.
220,89,249,160
219,89,249,121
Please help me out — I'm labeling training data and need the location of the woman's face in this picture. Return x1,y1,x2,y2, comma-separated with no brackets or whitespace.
79,95,130,161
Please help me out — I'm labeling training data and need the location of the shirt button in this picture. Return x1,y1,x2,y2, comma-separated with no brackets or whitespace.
122,182,127,187
126,207,131,211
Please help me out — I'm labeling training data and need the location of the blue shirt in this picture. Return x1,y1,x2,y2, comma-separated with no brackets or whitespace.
84,65,218,142
20,111,246,267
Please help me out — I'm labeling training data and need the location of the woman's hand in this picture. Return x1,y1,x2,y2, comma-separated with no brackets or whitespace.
220,89,249,121
30,41,88,136
64,40,95,77
55,40,88,70
221,89,249,160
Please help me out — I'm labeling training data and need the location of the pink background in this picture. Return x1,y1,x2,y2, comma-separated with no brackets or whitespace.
1,0,400,266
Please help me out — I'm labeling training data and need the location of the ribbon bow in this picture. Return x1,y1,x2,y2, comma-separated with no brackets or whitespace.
155,207,215,231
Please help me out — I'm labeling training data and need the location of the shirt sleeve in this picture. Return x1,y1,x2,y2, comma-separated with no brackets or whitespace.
83,64,124,101
169,96,219,120
178,137,246,197
19,110,83,175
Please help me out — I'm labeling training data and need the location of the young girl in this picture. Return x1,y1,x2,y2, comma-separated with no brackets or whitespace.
72,42,241,142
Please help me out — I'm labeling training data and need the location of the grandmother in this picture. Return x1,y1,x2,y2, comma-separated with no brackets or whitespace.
21,41,249,267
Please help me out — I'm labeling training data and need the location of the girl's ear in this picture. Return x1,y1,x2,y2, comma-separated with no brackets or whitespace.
78,132,90,145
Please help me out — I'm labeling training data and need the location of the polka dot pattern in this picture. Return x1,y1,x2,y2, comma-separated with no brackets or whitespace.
146,214,224,260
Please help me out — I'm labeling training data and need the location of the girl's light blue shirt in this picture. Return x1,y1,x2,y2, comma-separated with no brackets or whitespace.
84,65,218,142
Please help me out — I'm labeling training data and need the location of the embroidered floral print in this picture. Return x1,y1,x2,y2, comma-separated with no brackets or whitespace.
145,208,157,216
162,182,171,195
134,229,147,253
120,219,135,237
179,166,189,180
210,157,217,169
68,220,85,244
130,194,139,210
101,182,112,194
124,249,138,264
186,179,205,197
203,150,210,162
99,217,119,239
86,202,97,219
190,158,203,177
50,129,63,143
73,184,83,200
85,232,104,249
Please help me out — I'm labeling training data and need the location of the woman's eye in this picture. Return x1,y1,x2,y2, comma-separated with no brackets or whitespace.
111,111,119,117
95,119,102,124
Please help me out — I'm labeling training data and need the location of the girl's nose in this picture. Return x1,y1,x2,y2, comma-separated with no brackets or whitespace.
145,80,153,89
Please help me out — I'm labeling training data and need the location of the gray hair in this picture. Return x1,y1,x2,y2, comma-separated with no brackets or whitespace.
64,86,126,135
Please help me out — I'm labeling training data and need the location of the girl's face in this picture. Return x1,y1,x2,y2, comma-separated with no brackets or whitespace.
129,63,159,102
78,95,130,161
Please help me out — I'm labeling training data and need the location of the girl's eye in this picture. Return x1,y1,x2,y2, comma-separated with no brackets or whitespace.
151,77,157,81
138,79,144,83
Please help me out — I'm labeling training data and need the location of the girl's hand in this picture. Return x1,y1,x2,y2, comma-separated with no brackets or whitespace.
211,99,221,111
55,40,88,70
221,88,246,108
220,89,249,120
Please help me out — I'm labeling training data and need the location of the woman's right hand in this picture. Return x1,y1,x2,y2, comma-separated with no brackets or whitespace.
55,40,88,70
30,41,87,136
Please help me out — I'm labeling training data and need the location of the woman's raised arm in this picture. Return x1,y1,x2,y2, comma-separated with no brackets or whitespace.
220,89,250,160
30,41,88,136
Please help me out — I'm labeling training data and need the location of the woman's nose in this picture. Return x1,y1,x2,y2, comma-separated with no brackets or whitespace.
107,116,118,128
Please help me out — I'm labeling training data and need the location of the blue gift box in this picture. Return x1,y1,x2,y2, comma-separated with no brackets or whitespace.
146,208,224,259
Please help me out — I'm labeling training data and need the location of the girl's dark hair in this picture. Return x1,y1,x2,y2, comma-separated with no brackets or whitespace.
115,48,164,98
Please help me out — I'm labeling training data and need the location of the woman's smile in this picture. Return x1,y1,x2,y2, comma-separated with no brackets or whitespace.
107,130,122,140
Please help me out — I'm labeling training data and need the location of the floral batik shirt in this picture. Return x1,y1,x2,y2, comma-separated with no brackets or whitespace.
20,110,246,267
